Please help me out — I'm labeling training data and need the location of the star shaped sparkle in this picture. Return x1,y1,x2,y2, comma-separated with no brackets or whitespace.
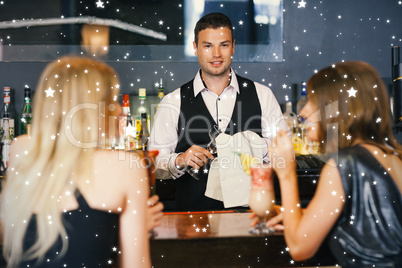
96,0,104,8
347,87,357,97
298,0,306,8
45,87,56,97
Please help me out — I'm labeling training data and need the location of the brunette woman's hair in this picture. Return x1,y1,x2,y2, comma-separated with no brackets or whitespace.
307,61,402,158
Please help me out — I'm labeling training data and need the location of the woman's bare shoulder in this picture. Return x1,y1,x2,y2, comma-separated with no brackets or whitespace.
91,150,147,185
78,150,148,212
10,135,31,153
92,150,143,170
9,135,32,163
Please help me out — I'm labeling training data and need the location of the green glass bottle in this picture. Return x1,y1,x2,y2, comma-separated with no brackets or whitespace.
20,87,32,136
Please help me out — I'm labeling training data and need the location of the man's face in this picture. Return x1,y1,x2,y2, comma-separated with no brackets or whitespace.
193,27,235,78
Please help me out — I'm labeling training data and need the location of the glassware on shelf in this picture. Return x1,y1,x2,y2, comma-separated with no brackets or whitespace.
248,163,275,235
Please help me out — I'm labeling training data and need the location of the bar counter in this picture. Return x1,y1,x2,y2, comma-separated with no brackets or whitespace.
150,211,337,267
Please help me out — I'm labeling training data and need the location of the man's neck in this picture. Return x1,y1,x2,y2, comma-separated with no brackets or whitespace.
200,70,232,96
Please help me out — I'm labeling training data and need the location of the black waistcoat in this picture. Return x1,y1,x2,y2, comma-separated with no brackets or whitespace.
174,74,262,211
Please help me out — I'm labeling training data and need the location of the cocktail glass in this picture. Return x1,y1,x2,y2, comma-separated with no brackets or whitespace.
248,163,275,235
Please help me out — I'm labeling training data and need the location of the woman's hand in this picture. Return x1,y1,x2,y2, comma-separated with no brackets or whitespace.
268,130,296,179
118,116,127,137
249,205,284,231
147,195,164,231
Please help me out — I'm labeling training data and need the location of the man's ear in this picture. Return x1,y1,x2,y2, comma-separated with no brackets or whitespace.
193,41,198,56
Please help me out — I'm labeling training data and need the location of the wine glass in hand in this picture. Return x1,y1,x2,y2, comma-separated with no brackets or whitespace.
187,125,221,179
248,163,276,235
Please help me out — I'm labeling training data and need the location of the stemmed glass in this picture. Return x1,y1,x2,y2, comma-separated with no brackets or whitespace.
187,125,221,180
248,163,276,235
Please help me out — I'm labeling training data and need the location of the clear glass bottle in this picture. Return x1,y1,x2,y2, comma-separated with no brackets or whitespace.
0,87,15,171
158,78,165,102
283,101,296,131
135,88,150,149
140,112,150,151
296,81,307,116
1,115,13,171
154,78,165,117
20,86,32,136
0,87,15,139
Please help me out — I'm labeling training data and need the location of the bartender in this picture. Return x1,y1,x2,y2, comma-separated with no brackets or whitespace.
149,12,287,211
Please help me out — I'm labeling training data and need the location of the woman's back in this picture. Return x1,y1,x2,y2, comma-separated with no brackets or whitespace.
4,135,151,267
21,189,120,267
329,145,402,267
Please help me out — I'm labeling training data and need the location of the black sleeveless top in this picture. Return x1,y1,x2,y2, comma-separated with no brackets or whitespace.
174,74,262,211
328,145,402,267
20,189,119,268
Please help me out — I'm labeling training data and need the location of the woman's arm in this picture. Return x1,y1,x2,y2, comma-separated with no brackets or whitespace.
269,130,345,261
146,195,164,231
118,157,151,268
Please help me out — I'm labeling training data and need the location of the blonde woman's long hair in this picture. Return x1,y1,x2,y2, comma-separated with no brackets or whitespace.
1,57,120,266
306,61,402,158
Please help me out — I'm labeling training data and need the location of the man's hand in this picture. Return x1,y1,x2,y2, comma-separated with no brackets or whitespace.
175,145,214,169
147,195,164,231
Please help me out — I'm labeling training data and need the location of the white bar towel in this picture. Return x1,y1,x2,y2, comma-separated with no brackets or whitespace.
205,131,265,208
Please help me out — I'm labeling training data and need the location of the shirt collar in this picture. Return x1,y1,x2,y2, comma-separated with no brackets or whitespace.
193,68,240,96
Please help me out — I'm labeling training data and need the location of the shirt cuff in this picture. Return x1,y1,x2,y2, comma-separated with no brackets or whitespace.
168,153,186,179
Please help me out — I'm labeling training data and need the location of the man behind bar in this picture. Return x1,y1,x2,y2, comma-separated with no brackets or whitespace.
149,12,288,211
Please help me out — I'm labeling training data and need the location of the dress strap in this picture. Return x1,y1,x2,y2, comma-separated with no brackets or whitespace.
73,188,91,210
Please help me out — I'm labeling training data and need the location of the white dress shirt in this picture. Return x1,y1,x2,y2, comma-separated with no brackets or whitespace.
149,68,289,179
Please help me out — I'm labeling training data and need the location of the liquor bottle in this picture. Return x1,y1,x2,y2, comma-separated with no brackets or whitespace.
296,81,307,115
121,94,135,150
0,87,15,138
139,112,150,150
135,88,150,149
20,86,32,136
1,115,13,171
283,102,296,131
0,87,15,171
154,78,165,125
158,78,165,102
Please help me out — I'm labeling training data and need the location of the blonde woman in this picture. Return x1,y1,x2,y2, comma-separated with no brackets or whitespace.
256,61,402,267
1,57,152,267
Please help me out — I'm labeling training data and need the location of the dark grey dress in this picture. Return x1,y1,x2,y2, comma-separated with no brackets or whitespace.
327,145,402,267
